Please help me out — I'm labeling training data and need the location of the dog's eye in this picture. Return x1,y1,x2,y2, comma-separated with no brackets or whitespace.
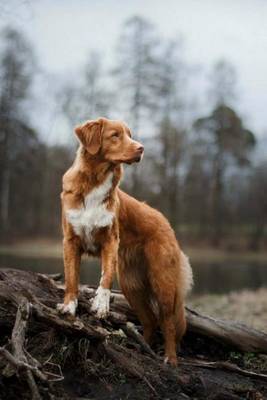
112,132,119,138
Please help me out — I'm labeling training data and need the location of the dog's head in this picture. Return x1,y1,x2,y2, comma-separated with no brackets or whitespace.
75,117,144,164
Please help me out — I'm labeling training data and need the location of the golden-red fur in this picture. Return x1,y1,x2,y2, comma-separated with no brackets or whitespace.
59,117,192,366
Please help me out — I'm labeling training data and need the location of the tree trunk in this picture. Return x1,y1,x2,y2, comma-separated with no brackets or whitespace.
211,154,224,246
0,128,11,235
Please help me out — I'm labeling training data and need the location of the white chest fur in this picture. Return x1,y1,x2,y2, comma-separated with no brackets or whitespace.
66,173,114,250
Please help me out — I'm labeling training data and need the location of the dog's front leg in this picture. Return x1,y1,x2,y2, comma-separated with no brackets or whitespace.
57,237,81,316
91,236,118,319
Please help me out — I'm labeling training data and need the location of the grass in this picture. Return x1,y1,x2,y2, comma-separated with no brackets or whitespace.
188,288,267,332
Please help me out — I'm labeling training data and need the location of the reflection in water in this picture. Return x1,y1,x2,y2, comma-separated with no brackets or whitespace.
193,261,267,294
0,254,266,295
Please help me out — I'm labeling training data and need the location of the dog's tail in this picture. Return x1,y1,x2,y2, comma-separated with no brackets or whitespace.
179,250,193,298
174,250,193,341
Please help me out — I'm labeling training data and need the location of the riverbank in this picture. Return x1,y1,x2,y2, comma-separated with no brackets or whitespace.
1,238,267,262
0,238,62,258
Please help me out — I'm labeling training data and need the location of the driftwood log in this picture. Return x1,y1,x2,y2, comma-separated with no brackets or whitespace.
0,268,267,400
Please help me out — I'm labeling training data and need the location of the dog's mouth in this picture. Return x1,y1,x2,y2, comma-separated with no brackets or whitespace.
114,150,144,165
124,154,143,165
112,147,144,165
133,154,142,162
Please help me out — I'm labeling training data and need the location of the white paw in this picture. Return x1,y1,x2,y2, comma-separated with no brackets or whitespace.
57,299,77,316
163,355,178,366
90,286,110,319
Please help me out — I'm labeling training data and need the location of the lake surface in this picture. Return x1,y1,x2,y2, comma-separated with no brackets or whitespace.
0,253,266,295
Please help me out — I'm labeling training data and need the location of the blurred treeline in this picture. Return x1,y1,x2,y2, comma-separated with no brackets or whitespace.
0,17,266,250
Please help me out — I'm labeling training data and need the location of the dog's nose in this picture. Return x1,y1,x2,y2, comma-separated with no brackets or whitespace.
138,145,144,153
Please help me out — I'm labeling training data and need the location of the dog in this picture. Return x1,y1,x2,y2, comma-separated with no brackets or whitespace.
57,117,193,366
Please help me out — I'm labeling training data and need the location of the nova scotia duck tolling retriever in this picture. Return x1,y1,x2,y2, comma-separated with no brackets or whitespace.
57,117,193,366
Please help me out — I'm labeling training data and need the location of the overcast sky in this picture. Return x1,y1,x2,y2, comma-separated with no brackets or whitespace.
1,0,267,140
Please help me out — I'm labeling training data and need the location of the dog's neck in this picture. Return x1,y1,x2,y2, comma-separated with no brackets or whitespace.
76,146,122,191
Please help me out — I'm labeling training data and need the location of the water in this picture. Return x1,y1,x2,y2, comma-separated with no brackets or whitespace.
0,253,266,295
0,253,103,288
192,260,267,294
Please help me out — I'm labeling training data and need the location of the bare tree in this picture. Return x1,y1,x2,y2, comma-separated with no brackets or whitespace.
113,16,160,193
62,51,110,147
0,26,36,234
153,40,189,230
156,118,185,230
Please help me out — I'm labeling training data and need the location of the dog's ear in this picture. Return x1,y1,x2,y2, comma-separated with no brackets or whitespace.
75,119,104,155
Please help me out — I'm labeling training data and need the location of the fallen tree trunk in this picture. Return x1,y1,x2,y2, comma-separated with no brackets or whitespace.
186,307,267,353
0,268,267,400
80,285,267,354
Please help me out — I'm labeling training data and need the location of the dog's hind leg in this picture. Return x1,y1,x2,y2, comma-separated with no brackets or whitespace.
120,283,158,344
144,244,186,366
174,299,186,345
118,251,158,344
156,289,180,366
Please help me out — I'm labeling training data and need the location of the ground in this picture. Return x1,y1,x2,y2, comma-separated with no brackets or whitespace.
1,268,267,400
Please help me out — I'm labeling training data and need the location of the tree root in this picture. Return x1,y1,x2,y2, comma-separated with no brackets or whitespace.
0,268,267,400
1,300,44,400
